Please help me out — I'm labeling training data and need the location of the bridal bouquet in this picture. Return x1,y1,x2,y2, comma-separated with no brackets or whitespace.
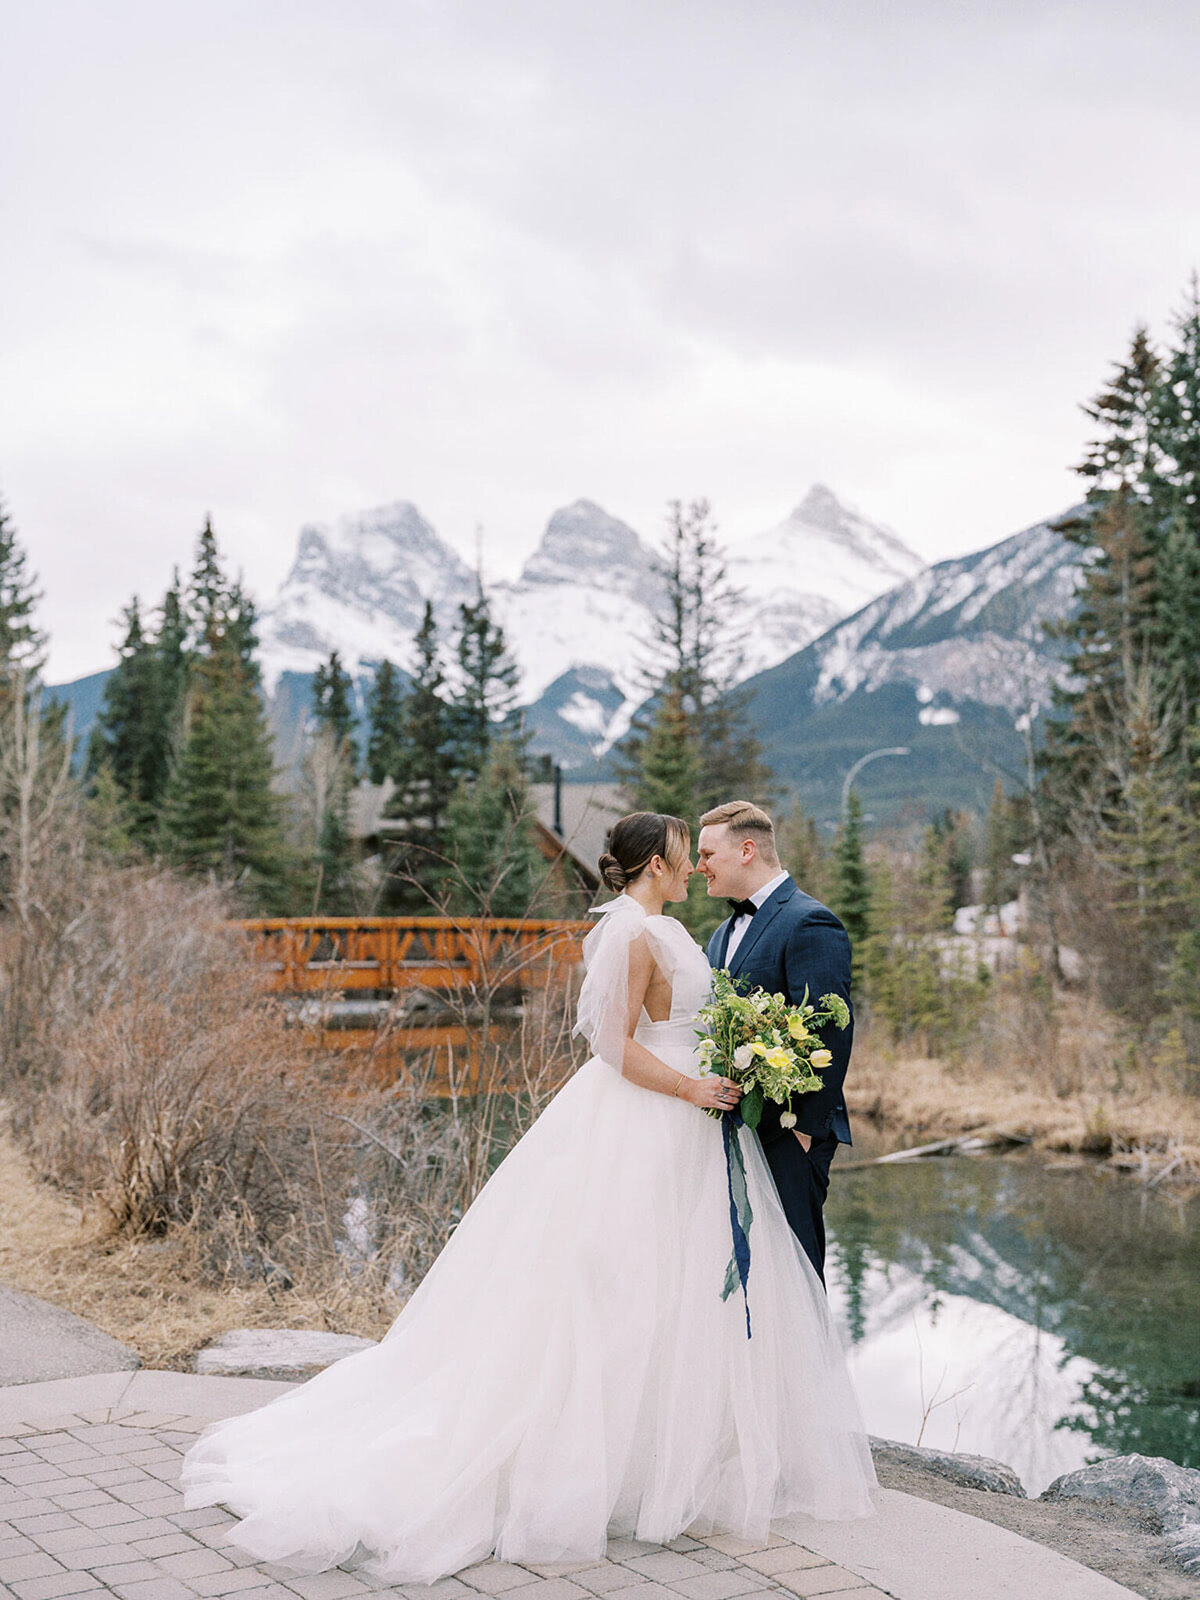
695,967,850,1132
695,969,850,1336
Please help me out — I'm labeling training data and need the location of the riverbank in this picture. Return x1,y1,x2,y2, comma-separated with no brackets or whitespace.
845,1033,1200,1194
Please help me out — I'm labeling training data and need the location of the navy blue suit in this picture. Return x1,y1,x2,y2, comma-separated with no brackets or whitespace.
705,876,853,1282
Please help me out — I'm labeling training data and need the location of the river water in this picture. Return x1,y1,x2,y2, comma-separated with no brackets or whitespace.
824,1132,1200,1494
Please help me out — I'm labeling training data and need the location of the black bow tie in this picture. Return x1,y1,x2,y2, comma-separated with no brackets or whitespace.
727,898,758,919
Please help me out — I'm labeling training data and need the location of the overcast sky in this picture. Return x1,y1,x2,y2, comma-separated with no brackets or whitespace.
4,0,1200,682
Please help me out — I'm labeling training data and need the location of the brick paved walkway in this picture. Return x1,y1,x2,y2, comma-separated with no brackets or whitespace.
0,1407,887,1600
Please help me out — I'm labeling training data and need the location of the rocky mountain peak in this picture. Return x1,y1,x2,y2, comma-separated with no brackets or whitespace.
793,483,851,532
778,485,925,580
519,501,658,596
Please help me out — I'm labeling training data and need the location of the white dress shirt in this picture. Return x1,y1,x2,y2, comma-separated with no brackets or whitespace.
724,870,790,964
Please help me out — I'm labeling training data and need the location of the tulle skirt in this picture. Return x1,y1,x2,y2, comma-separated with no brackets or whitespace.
180,1028,875,1582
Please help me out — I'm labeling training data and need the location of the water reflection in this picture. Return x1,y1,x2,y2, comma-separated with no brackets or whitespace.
824,1141,1200,1495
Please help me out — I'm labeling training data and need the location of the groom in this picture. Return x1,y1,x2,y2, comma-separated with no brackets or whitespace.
698,801,853,1285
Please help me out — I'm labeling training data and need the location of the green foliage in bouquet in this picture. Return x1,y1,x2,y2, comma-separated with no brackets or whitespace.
695,968,850,1132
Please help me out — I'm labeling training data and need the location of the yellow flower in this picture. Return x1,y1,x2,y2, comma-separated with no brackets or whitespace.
764,1046,791,1072
809,1048,833,1070
751,1041,770,1057
787,1015,809,1042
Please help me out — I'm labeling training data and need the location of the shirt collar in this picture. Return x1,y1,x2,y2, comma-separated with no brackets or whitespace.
750,870,790,911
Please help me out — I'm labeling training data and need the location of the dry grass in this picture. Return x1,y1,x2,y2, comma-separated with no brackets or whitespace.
0,1120,374,1369
849,987,1200,1190
0,846,581,1370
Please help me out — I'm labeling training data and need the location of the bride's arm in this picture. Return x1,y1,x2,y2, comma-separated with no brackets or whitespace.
619,935,742,1112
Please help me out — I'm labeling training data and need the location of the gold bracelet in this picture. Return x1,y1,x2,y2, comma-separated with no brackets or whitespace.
673,1073,686,1097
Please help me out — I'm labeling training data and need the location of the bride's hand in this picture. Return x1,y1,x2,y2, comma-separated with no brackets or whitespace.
682,1076,743,1112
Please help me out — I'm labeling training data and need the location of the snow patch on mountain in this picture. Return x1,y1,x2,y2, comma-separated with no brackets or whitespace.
807,514,1085,712
262,502,477,685
256,487,932,759
729,485,925,674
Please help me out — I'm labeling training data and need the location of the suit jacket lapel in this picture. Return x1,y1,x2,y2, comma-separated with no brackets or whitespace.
714,916,734,969
729,876,797,977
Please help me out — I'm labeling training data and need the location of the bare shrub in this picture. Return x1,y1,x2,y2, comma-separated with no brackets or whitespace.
0,808,586,1350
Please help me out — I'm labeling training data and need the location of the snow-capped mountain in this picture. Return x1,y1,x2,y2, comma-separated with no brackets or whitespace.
262,502,478,683
730,485,926,676
744,510,1086,820
255,488,924,765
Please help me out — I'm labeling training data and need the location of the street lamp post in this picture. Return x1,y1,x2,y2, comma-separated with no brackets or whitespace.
840,747,911,819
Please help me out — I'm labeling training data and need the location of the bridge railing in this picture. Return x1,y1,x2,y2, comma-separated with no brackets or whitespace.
233,916,595,995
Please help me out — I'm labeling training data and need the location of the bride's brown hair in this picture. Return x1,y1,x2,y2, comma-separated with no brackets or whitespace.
598,812,690,892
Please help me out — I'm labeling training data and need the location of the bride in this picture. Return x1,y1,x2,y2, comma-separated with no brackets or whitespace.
181,812,876,1581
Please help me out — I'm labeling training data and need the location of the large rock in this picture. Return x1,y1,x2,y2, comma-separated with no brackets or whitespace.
1041,1455,1200,1573
0,1285,139,1384
194,1328,376,1381
869,1436,1026,1496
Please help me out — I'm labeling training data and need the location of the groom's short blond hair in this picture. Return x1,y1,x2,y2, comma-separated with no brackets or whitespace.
699,801,780,865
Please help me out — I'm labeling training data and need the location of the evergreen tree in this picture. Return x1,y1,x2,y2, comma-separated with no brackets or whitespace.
154,571,189,756
1043,328,1162,805
777,801,829,901
632,689,700,820
381,605,456,908
1150,278,1200,726
620,499,770,814
830,790,871,957
225,577,262,681
312,651,357,769
86,599,163,837
443,739,542,917
186,517,227,644
923,808,974,919
366,659,406,785
159,612,286,904
449,594,521,783
982,779,1029,911
306,651,359,912
0,498,44,691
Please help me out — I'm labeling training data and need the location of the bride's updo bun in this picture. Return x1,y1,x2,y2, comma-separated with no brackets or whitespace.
598,853,628,890
599,812,690,892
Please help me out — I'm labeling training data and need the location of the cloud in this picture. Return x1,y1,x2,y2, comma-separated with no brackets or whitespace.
2,0,1199,680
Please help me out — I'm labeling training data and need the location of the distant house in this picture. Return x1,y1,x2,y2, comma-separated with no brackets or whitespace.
349,778,627,918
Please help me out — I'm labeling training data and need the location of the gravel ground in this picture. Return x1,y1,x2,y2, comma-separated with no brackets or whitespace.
874,1458,1199,1600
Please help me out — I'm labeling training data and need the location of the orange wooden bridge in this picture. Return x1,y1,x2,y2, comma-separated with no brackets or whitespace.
237,916,593,994
235,916,594,1081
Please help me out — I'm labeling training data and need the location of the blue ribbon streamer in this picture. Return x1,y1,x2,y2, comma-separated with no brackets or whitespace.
721,1112,753,1338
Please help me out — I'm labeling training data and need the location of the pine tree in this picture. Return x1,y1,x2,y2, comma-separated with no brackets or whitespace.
449,594,521,783
155,571,189,734
366,659,406,785
982,779,1029,911
312,651,357,770
305,652,359,912
620,499,770,814
0,498,45,696
381,605,456,908
831,790,871,956
186,517,227,645
159,612,286,904
633,689,701,819
86,599,163,837
1043,329,1163,806
1150,278,1200,727
443,739,543,917
225,578,262,681
777,801,829,901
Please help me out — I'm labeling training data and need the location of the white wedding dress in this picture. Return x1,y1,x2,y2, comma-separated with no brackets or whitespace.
181,897,875,1581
